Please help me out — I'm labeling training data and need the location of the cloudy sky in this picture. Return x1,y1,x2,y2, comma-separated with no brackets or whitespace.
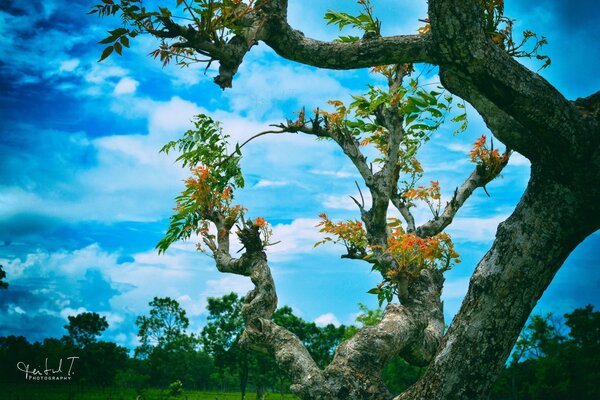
0,0,598,348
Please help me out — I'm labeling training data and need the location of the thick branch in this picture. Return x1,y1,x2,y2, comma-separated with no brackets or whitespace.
324,269,444,400
258,0,433,69
429,0,593,172
206,218,324,395
263,30,433,70
396,167,600,399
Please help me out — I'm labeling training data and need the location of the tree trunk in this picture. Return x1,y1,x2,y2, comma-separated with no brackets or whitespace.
256,385,265,400
241,352,249,400
397,167,599,399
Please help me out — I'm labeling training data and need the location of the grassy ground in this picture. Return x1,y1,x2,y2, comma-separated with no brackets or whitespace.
1,385,299,400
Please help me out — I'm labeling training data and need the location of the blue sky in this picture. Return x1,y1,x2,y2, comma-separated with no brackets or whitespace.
0,0,598,348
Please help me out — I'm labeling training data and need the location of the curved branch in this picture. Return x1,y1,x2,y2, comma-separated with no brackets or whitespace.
416,157,510,238
258,0,434,69
325,269,444,399
428,0,593,171
206,218,325,396
264,31,434,70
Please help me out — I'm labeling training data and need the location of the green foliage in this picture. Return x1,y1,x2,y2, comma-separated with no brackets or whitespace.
160,114,244,190
135,297,195,356
168,379,184,397
201,293,245,358
492,305,600,400
0,264,7,289
324,0,381,41
314,67,463,304
156,114,244,254
347,74,459,166
64,312,109,348
90,0,259,66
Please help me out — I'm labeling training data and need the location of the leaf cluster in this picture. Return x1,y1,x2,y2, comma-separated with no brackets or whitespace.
90,0,259,66
315,214,369,258
324,0,381,43
479,0,551,69
311,67,468,305
157,114,244,254
469,134,510,180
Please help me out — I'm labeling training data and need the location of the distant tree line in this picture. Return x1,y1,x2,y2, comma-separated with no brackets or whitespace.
0,289,598,399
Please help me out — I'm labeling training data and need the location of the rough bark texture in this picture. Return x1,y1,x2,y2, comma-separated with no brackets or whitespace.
154,0,600,398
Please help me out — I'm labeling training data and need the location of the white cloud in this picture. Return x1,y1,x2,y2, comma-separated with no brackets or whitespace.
321,194,367,211
84,64,128,85
446,215,509,243
268,218,325,261
508,152,531,167
314,312,340,327
227,60,351,118
442,277,470,300
255,179,292,188
60,307,88,319
177,294,193,303
444,142,471,154
59,59,80,73
113,77,139,95
203,276,253,298
310,169,356,178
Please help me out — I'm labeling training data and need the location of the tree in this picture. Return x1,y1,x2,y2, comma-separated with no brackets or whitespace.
492,306,600,400
135,297,206,388
201,293,250,398
0,265,8,289
92,1,600,399
135,296,192,355
64,312,108,348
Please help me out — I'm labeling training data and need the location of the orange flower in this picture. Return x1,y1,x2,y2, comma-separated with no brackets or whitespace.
254,217,267,228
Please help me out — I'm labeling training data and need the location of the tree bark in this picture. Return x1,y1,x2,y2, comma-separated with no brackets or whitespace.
396,164,599,399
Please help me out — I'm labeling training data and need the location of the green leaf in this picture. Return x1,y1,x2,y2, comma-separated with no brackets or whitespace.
98,45,114,62
451,113,467,123
108,27,128,36
114,42,123,55
336,35,360,43
99,35,117,44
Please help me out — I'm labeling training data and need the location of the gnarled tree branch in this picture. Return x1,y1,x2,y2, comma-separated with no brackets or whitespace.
416,157,510,238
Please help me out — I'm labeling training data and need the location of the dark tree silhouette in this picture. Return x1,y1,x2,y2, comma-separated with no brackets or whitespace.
64,312,108,348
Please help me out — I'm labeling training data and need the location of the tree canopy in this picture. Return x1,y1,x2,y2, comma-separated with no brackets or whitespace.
64,311,108,348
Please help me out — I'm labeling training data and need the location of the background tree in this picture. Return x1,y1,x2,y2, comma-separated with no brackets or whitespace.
201,293,250,397
92,0,600,399
0,265,8,289
493,305,600,400
135,296,192,355
135,296,208,388
63,312,129,388
64,311,108,348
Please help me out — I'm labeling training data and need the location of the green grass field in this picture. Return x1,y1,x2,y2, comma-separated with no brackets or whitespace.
1,385,299,400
